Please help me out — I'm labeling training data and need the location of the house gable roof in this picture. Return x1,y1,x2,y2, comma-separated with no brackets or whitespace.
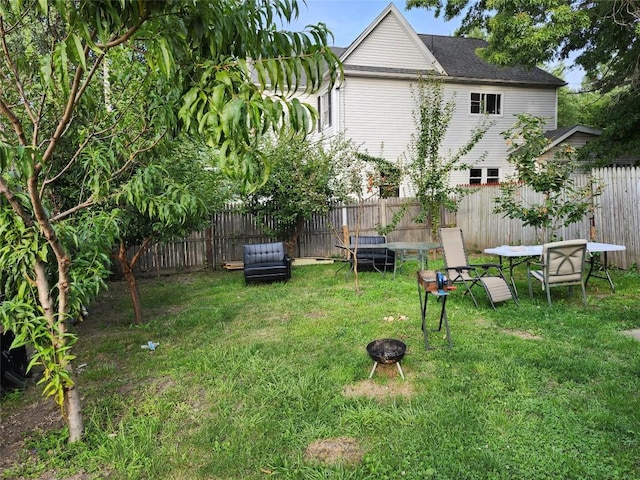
334,3,564,87
542,125,602,153
340,3,445,75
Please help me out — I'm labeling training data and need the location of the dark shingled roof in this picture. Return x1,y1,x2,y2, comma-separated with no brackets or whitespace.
330,46,348,57
544,126,576,142
418,35,565,86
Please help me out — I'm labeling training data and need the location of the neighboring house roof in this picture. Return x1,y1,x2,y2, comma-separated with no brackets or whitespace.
333,3,565,87
544,125,602,145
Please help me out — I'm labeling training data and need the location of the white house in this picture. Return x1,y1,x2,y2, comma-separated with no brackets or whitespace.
303,3,566,196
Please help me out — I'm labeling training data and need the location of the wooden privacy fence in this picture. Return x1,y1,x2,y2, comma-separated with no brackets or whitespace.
128,167,640,273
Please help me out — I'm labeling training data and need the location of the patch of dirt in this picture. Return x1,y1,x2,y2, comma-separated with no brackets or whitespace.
621,329,640,341
0,281,132,478
22,471,90,480
500,329,543,340
342,379,415,399
0,396,64,474
304,437,364,465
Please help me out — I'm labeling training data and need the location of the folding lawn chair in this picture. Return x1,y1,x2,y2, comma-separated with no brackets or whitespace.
439,227,517,309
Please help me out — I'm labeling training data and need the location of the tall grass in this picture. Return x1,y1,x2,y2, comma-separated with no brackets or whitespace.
3,259,640,479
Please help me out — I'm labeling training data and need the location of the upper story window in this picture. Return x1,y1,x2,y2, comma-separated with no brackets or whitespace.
317,90,332,131
470,167,500,185
470,92,502,115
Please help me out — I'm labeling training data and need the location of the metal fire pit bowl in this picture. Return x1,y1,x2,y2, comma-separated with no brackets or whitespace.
366,338,406,380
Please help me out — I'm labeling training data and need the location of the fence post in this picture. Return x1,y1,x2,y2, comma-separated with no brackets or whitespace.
206,220,214,270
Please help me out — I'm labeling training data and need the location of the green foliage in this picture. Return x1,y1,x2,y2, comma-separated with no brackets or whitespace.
356,153,402,199
0,0,342,439
494,114,600,241
0,205,116,406
405,0,640,157
553,64,606,128
116,138,231,247
403,75,491,237
243,134,359,248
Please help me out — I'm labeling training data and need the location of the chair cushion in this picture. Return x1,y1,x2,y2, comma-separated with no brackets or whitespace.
243,242,286,265
481,277,513,303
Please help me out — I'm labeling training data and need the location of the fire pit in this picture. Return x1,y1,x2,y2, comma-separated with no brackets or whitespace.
366,338,406,380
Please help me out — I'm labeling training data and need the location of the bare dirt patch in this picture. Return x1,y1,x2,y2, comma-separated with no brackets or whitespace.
621,329,640,341
304,437,364,465
342,378,415,399
500,329,543,340
0,396,64,473
1,281,131,478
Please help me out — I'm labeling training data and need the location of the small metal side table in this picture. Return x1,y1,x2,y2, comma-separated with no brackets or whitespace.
417,270,456,350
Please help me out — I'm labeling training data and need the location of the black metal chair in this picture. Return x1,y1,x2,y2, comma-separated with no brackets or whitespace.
349,235,395,273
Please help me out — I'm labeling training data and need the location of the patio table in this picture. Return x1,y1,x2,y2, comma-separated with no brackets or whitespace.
336,241,440,277
484,242,626,295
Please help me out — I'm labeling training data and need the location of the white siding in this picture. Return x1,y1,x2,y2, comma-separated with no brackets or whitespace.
340,75,559,192
346,12,439,71
445,84,558,185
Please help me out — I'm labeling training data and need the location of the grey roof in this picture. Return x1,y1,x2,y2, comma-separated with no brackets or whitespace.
330,46,348,57
417,35,565,86
544,126,577,142
542,125,603,153
336,32,564,86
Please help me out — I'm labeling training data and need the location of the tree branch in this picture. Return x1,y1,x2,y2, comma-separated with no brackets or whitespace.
130,237,154,269
0,95,28,146
51,197,96,222
0,16,36,125
0,176,33,226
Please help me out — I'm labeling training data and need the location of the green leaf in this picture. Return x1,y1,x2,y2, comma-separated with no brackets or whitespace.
70,33,87,71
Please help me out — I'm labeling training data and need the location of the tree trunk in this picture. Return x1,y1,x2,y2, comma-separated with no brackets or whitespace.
34,259,84,442
64,364,83,442
116,241,144,325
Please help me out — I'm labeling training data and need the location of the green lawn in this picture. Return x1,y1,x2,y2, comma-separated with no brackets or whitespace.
3,259,640,479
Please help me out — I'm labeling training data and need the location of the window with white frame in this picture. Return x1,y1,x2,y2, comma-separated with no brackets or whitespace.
317,90,332,131
470,92,502,115
469,167,500,185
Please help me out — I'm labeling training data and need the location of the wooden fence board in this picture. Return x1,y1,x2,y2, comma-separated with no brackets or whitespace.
127,167,639,274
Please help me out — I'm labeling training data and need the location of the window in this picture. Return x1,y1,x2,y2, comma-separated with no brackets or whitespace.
470,92,502,115
469,168,500,185
317,90,332,131
469,168,482,184
486,168,499,183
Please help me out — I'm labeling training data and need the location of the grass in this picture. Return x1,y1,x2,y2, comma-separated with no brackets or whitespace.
3,257,640,479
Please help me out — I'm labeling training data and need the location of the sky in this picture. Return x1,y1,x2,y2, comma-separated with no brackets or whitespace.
283,0,583,89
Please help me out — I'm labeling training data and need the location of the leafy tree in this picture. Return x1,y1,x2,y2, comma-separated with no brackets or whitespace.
382,75,492,238
243,134,356,255
494,114,600,242
0,0,339,442
113,138,233,325
406,0,640,158
553,64,614,131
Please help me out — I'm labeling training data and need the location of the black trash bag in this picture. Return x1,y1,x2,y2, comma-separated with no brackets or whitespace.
1,330,30,394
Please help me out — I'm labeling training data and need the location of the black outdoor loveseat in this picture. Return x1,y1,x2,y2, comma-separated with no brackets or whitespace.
242,242,292,285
